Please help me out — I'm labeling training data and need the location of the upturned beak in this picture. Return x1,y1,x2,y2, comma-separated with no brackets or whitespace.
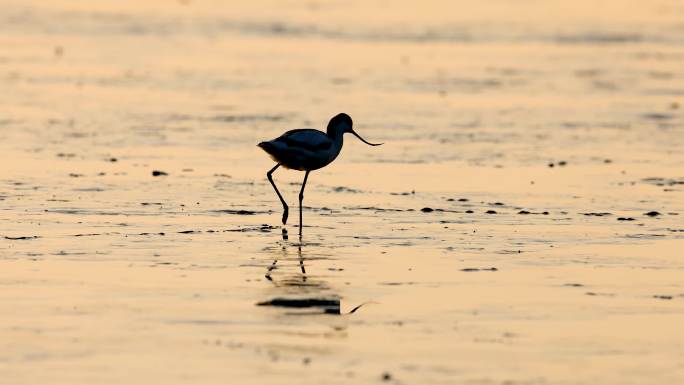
351,129,383,146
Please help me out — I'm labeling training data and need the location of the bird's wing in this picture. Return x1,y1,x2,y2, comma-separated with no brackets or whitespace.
277,129,332,152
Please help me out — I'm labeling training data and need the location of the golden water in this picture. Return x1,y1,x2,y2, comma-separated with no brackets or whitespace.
1,1,683,384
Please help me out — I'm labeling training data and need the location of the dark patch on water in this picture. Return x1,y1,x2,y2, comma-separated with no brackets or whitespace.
641,177,684,187
151,261,177,267
554,32,644,44
53,250,89,256
496,250,522,255
73,233,107,237
642,113,674,121
224,224,276,233
332,186,360,193
0,119,18,126
213,209,264,215
624,234,666,239
461,267,498,272
238,22,474,43
4,235,40,240
548,161,568,168
346,206,405,212
48,209,151,216
421,207,434,213
379,282,416,286
257,297,341,314
210,114,285,123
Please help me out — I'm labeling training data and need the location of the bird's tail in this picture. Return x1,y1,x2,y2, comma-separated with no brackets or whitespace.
258,141,282,163
257,141,275,152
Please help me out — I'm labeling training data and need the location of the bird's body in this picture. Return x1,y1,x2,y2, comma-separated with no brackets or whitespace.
258,128,342,171
258,113,382,236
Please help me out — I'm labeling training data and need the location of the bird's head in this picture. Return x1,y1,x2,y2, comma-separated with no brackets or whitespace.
327,113,383,146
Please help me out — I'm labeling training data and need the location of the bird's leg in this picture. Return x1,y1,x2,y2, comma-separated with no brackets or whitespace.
267,164,288,225
298,243,307,282
298,171,310,236
265,259,277,281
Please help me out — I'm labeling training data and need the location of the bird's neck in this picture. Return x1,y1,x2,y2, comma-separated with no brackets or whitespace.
327,127,345,157
327,126,345,145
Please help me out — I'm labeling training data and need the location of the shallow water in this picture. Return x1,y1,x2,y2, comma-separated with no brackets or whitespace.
1,1,684,384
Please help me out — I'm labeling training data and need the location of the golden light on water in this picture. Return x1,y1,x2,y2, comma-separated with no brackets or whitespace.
1,1,683,384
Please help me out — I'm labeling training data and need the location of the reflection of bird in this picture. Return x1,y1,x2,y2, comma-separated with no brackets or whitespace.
261,242,369,315
258,113,382,235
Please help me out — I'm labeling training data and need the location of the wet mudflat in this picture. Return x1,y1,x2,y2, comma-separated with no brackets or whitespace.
1,1,684,384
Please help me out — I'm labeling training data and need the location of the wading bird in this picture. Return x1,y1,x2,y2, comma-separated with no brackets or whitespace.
258,113,382,236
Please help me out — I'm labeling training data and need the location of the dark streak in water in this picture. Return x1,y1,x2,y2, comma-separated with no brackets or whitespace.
641,177,684,187
554,32,644,44
624,234,666,239
332,186,361,193
209,114,285,123
224,224,276,233
379,282,416,286
257,297,341,314
212,209,263,215
461,267,498,272
345,206,405,212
